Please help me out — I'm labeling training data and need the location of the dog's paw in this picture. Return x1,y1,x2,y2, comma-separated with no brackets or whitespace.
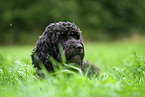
82,61,101,77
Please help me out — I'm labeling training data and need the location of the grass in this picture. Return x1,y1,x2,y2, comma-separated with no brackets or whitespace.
0,41,145,97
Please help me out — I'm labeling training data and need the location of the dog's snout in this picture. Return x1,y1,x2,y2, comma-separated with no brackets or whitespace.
76,44,83,50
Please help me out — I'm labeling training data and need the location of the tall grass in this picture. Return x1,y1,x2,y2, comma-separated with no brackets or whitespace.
0,41,145,97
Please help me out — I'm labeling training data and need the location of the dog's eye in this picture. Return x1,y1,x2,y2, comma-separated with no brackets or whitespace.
59,36,63,39
70,32,74,36
70,32,79,39
61,32,64,34
74,34,80,40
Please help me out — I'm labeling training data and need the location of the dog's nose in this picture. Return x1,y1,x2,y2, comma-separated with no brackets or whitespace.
76,44,83,50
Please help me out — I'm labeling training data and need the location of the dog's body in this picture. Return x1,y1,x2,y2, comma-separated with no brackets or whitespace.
31,21,100,76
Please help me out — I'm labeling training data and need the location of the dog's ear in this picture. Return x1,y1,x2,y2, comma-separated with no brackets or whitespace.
31,52,41,69
41,30,61,61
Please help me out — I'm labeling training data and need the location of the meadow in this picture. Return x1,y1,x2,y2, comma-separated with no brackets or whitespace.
0,40,145,97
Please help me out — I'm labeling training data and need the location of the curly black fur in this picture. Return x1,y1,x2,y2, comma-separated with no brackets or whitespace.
31,21,100,76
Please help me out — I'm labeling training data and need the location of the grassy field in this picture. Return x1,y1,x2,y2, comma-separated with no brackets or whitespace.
0,41,145,97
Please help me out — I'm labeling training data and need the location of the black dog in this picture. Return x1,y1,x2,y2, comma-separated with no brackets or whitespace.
31,21,100,76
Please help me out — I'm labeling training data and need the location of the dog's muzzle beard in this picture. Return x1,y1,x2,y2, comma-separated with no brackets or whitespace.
62,40,84,65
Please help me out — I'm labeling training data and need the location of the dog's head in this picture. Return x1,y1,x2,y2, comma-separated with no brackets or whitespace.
35,21,84,65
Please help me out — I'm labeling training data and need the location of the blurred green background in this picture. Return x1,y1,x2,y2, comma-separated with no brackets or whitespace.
0,0,145,44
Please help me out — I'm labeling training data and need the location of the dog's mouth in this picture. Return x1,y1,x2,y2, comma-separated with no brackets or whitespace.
67,55,82,64
64,48,84,64
62,40,84,64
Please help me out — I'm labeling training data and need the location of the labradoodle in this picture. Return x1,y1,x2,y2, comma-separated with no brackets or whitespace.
31,21,100,76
